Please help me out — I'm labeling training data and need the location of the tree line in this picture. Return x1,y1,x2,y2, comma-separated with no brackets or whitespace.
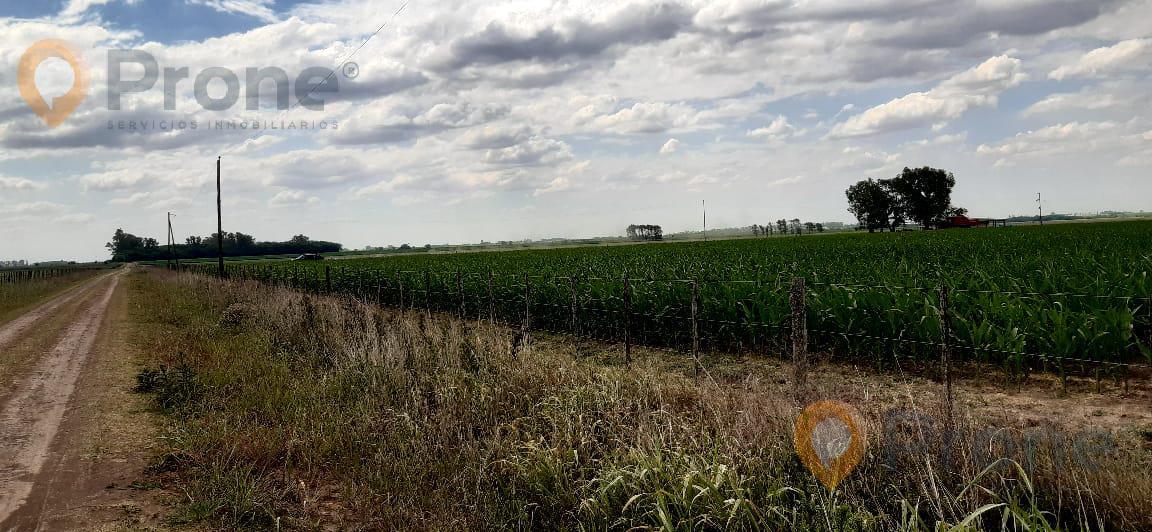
751,220,825,236
626,224,664,241
845,166,967,232
106,229,342,262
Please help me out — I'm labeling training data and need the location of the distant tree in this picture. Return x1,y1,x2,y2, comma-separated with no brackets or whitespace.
631,224,668,240
789,218,802,235
846,178,900,232
815,223,825,233
886,167,957,229
804,222,816,233
776,219,788,235
764,224,774,236
752,225,761,237
107,229,340,262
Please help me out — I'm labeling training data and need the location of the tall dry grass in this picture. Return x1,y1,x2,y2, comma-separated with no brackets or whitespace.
131,270,1151,530
0,270,97,322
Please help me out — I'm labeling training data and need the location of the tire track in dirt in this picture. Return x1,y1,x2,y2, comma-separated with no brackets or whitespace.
0,272,121,525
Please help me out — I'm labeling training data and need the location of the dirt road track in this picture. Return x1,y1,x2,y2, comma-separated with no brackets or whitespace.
0,269,162,530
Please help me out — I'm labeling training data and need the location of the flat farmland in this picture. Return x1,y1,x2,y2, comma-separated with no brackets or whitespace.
201,221,1152,374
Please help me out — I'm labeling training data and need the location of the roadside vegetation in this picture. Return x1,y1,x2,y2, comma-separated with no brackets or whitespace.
0,269,101,324
131,270,1151,530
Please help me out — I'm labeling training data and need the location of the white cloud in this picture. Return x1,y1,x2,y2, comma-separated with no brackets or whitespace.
1050,39,1152,80
0,201,67,215
78,170,149,191
747,116,798,141
534,177,571,196
974,121,1149,166
829,56,1025,138
587,102,700,134
0,176,45,191
269,190,320,207
659,138,680,154
59,0,137,19
188,0,278,22
109,192,153,206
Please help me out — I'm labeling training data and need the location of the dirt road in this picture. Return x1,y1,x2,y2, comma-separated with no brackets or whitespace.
0,269,161,530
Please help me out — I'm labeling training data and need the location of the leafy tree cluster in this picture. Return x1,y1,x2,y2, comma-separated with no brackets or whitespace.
626,224,664,241
846,167,966,232
106,229,342,262
753,221,823,236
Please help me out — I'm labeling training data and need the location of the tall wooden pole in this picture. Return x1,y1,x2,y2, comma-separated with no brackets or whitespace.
1037,193,1043,226
216,156,224,278
166,212,173,269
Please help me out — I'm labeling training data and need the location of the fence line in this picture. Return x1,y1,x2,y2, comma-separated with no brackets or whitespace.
0,266,101,285
181,263,1152,382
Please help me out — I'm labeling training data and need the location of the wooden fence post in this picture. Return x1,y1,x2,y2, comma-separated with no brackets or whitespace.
692,280,701,380
570,276,579,335
396,272,405,311
522,273,531,349
488,271,496,324
790,277,808,399
456,271,465,318
424,270,432,320
939,284,956,471
623,274,632,366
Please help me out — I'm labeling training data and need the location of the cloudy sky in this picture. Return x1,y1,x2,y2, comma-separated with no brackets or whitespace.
1,0,1150,262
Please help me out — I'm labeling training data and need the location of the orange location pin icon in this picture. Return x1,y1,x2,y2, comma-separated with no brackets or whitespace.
17,39,89,129
794,400,867,491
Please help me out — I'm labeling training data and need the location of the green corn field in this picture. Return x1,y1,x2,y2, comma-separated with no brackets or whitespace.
189,221,1152,376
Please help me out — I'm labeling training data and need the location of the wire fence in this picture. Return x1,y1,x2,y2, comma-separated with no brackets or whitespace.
181,262,1152,389
0,265,104,285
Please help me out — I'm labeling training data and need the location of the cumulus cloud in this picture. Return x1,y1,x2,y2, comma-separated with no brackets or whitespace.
976,121,1122,159
586,101,700,134
1050,38,1152,80
187,0,278,22
0,176,45,191
430,2,693,72
747,116,797,141
332,102,510,145
269,190,320,207
829,56,1025,138
0,0,1145,261
482,136,573,167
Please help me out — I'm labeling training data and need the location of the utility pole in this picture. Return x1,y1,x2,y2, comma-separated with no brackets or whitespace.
167,212,174,269
702,200,707,241
1037,193,1043,226
168,212,180,270
217,156,224,278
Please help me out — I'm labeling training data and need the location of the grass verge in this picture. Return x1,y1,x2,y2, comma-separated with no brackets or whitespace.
0,270,100,325
130,270,1152,530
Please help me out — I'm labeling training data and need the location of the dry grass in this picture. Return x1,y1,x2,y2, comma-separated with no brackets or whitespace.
0,270,97,323
130,270,1152,530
